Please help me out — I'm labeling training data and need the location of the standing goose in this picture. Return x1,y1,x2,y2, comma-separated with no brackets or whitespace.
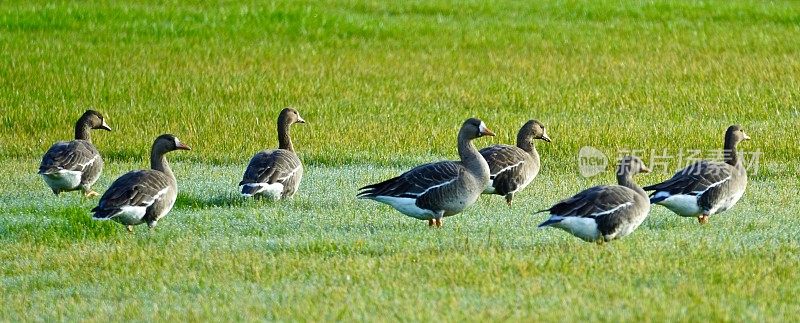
643,125,750,224
39,110,111,197
480,119,551,206
239,108,306,199
91,134,190,232
537,156,651,243
357,118,495,227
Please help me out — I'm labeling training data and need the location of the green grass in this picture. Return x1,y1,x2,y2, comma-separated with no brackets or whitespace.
1,0,799,321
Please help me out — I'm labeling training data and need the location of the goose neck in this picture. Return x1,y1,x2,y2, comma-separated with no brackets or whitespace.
458,133,489,179
74,120,92,142
150,148,175,181
723,137,740,167
617,172,647,198
277,120,293,151
516,132,535,154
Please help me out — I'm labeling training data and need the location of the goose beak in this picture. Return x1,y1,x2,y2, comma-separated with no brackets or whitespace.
640,166,652,174
176,142,192,151
296,116,306,124
99,120,112,131
742,132,751,141
479,123,495,137
541,130,551,143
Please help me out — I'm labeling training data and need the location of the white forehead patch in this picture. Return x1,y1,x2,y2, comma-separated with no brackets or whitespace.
174,137,181,146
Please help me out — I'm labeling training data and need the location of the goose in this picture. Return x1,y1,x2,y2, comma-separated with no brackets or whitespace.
643,125,750,224
39,110,112,197
537,156,651,243
357,118,495,227
239,108,305,199
480,119,550,206
91,134,190,232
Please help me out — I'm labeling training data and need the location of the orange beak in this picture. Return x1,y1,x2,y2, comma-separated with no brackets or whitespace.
479,124,496,137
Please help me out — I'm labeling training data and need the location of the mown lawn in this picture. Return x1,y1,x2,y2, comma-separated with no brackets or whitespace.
1,0,799,321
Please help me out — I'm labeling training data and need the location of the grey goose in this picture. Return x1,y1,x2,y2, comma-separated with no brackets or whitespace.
643,125,750,224
480,119,550,206
358,118,495,227
537,156,651,243
91,134,190,232
39,109,111,197
240,108,305,199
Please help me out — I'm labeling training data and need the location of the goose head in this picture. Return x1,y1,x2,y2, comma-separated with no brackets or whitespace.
279,107,306,125
153,134,191,154
461,118,495,140
725,125,750,146
522,119,551,143
80,110,112,131
616,156,651,177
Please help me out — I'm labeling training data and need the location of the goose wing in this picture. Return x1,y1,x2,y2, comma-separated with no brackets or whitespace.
540,185,636,220
480,144,529,178
643,161,732,202
358,161,461,199
240,149,301,186
39,140,99,174
91,170,171,219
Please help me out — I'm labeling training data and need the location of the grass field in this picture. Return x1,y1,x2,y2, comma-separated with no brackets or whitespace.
2,0,799,321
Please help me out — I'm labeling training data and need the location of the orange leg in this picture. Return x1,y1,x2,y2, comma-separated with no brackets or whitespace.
698,214,710,224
